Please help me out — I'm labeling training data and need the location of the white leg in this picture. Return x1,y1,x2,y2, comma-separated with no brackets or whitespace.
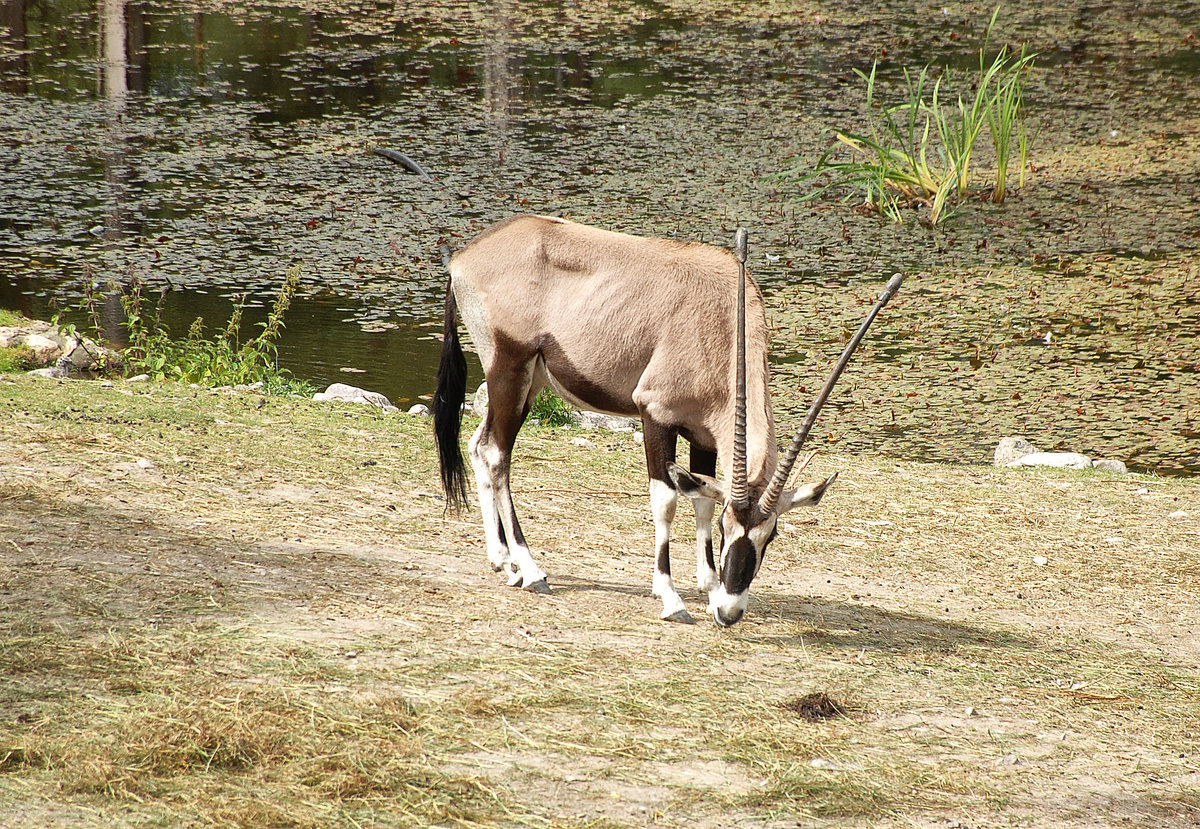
650,479,691,622
693,497,718,593
470,420,547,591
468,422,510,573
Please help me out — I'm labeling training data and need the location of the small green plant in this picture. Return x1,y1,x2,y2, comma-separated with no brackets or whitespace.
0,344,37,372
529,388,574,427
121,266,314,396
784,9,1035,224
0,308,26,327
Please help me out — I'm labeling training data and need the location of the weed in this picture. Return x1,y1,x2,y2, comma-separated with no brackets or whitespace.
529,387,574,427
120,266,315,395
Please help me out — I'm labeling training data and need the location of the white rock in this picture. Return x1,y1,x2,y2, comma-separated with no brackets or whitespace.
473,382,489,417
136,458,155,469
1169,511,1188,519
1032,555,1049,566
570,437,597,449
21,333,62,364
1093,459,1128,474
407,404,431,416
312,383,399,412
126,373,151,383
1006,452,1092,470
994,436,1038,466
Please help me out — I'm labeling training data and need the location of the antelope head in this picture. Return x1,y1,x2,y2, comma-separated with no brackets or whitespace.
670,230,900,628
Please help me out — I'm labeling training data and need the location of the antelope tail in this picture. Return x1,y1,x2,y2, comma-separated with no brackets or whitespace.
433,265,470,511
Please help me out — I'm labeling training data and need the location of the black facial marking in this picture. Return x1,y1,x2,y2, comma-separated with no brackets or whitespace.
721,535,757,595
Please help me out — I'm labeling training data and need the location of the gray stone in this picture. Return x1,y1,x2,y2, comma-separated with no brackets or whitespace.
62,336,119,372
28,363,70,379
312,383,399,412
1005,452,1093,470
1093,459,1128,475
22,333,61,364
2,320,121,375
571,410,637,432
994,436,1038,466
407,403,431,416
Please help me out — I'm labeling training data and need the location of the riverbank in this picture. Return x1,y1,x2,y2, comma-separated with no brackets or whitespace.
1,374,1197,827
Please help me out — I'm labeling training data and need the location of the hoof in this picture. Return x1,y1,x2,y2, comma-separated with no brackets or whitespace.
524,578,552,595
662,608,696,625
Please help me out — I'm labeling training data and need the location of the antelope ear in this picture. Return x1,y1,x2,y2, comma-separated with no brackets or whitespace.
667,463,726,503
776,472,839,514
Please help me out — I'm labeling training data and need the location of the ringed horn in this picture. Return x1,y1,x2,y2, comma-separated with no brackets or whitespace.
757,269,904,515
731,227,751,512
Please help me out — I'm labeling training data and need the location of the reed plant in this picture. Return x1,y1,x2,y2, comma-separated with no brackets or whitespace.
984,20,1034,203
787,10,1034,224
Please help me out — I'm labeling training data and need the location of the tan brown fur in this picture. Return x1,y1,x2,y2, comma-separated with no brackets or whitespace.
450,215,779,492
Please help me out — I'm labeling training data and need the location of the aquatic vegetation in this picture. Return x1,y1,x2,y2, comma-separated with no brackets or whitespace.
120,266,314,395
787,11,1035,224
984,19,1034,204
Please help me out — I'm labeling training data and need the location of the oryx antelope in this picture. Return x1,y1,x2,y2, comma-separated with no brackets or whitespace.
433,215,899,627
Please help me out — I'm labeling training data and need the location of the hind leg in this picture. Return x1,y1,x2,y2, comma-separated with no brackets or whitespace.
469,358,549,591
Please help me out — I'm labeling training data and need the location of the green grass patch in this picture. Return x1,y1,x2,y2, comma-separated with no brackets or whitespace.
0,309,27,327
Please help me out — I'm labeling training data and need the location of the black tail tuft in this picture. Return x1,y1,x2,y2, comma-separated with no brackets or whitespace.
433,279,470,511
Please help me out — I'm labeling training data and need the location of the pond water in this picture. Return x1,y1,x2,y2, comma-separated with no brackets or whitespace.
2,0,1198,474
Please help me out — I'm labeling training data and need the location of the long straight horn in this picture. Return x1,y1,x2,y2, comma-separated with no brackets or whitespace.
730,228,750,511
760,273,904,514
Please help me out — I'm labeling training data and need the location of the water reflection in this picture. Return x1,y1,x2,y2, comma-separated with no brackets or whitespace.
0,0,26,93
2,1,1199,476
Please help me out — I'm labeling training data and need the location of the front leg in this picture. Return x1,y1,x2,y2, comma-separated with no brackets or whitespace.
650,478,691,622
642,420,694,624
693,496,718,593
689,443,719,593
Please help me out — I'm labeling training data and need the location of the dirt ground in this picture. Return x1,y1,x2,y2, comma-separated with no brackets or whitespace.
1,375,1198,827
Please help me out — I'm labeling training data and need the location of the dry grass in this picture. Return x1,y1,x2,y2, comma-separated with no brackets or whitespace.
1,374,1198,827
